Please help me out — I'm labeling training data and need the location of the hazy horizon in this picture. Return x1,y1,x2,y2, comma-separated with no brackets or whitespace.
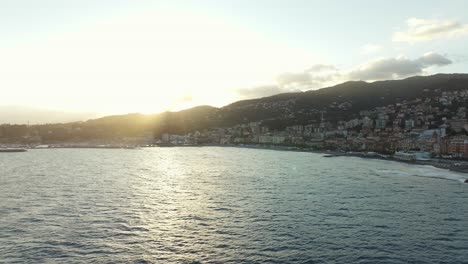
2,72,466,125
2,0,468,123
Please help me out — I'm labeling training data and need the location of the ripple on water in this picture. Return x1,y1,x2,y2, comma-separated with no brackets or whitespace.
0,147,467,263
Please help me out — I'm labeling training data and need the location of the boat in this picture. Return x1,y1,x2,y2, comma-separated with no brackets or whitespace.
464,179,468,184
0,148,27,153
323,154,334,158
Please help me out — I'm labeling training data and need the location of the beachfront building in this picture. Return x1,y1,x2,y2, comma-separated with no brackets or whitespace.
449,136,468,158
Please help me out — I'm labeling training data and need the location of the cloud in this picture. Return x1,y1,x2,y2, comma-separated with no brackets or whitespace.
361,44,383,54
348,52,452,80
236,53,453,100
236,85,294,99
276,64,341,90
277,72,313,86
305,64,337,72
417,52,452,66
236,64,340,99
393,18,468,42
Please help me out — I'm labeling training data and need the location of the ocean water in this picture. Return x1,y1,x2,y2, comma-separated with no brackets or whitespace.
1,147,467,263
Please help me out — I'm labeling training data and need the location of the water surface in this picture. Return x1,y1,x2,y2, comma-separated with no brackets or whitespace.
1,147,467,263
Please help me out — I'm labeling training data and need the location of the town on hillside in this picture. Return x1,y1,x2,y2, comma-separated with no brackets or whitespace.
160,89,468,161
1,84,468,162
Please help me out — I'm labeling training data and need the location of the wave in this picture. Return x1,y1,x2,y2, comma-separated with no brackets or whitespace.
377,167,467,183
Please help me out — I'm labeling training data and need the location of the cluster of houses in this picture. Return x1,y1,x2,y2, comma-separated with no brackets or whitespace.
2,88,467,160
160,89,468,159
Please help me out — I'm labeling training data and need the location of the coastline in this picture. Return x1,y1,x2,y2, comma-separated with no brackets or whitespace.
5,143,468,175
208,144,468,175
153,143,468,175
329,152,468,174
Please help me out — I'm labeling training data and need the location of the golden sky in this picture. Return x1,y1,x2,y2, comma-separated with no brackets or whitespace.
0,0,466,122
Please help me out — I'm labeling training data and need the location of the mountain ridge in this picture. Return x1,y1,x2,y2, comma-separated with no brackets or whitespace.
1,73,468,142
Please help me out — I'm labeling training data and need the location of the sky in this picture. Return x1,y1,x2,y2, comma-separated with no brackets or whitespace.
1,0,468,123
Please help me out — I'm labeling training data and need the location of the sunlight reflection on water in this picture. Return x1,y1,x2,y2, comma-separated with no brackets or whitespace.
1,147,467,263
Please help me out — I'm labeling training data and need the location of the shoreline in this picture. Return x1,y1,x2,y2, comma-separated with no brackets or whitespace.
5,143,468,175
151,143,468,175
206,144,468,175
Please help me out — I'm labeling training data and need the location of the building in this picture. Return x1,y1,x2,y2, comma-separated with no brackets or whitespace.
375,119,387,129
449,137,468,158
447,119,468,133
405,119,415,130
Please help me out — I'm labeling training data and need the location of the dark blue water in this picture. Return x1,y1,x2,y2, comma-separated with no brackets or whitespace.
1,147,467,263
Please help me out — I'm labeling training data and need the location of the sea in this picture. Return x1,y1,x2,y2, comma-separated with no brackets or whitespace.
1,147,467,263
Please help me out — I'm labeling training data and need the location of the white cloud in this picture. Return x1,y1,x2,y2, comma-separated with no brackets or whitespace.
236,64,342,99
305,64,337,72
393,18,468,42
418,52,452,66
233,52,453,100
275,64,341,90
348,52,452,80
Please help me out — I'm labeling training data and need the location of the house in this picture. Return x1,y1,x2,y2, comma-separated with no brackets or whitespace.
449,137,468,158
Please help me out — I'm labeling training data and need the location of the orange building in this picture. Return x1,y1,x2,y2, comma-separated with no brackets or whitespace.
449,137,468,158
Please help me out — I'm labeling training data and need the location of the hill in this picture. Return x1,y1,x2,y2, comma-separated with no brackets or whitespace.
218,73,468,129
1,73,468,142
